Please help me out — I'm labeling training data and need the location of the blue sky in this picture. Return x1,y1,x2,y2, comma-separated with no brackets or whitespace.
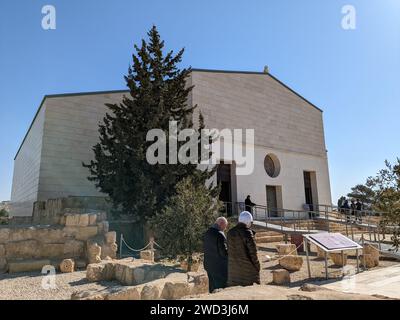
0,0,399,203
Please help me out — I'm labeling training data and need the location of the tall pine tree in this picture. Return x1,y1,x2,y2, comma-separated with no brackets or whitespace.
84,26,217,224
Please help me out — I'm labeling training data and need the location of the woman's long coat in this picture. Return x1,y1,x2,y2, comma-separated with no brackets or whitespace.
227,223,260,286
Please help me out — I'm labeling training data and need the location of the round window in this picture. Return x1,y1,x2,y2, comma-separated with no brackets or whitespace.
264,154,280,178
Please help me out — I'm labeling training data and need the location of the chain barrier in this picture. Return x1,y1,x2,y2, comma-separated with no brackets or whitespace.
120,234,151,253
119,234,163,258
271,241,305,261
358,238,397,254
152,240,163,249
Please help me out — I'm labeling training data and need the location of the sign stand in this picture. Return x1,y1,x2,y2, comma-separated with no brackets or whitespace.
304,238,311,278
304,233,363,280
356,249,359,273
324,251,328,280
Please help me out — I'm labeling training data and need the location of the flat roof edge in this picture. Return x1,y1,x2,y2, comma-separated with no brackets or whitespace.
44,89,129,99
191,68,323,113
192,68,267,75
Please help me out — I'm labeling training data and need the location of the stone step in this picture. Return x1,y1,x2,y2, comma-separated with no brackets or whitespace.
256,235,284,243
8,259,54,273
255,231,282,237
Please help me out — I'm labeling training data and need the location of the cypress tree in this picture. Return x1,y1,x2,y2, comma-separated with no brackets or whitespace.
84,26,217,224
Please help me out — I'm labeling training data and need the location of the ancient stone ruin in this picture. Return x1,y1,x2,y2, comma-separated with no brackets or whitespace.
1,197,210,300
0,198,117,273
71,257,208,300
276,244,303,272
360,244,380,268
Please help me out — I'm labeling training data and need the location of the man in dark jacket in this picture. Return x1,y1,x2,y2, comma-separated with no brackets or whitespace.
350,199,356,223
355,199,363,223
203,217,228,293
245,195,256,213
341,199,351,222
227,211,260,287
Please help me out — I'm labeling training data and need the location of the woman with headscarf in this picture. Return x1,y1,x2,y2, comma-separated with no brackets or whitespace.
227,211,260,286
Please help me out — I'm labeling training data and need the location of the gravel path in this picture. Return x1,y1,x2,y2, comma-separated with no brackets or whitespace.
0,270,119,300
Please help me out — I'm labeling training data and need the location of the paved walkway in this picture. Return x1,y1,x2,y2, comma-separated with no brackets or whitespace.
322,264,400,299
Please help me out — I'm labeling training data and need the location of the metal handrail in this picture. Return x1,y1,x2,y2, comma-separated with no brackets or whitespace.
231,202,385,218
221,202,398,253
317,203,385,216
223,201,388,232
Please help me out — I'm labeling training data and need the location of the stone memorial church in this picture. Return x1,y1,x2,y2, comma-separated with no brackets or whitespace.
10,68,332,217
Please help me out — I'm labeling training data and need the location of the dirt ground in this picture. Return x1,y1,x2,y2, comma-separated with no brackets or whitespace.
0,270,119,300
187,241,400,300
186,284,389,300
0,241,398,300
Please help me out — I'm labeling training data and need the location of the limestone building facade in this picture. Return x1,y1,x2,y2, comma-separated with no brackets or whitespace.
10,69,332,217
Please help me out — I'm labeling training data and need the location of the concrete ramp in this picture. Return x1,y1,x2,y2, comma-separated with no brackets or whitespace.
253,220,325,235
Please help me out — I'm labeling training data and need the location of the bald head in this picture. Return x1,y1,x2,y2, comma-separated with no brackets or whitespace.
215,217,228,231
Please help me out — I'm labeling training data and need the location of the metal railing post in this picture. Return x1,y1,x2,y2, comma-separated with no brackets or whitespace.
297,211,300,231
324,251,329,280
350,221,354,240
368,216,372,241
377,229,382,251
119,234,123,259
305,238,312,279
149,237,155,262
361,233,366,270
327,215,330,233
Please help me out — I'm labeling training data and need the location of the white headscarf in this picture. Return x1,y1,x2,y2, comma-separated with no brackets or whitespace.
239,211,253,227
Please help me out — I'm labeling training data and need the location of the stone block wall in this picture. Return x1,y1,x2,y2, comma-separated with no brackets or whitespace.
10,196,112,225
0,209,117,273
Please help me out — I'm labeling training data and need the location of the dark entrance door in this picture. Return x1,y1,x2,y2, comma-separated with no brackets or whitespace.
217,163,232,215
303,171,314,211
266,185,278,217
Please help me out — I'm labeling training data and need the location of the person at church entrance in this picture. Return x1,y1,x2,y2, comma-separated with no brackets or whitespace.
245,195,256,214
350,199,356,223
355,199,363,223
